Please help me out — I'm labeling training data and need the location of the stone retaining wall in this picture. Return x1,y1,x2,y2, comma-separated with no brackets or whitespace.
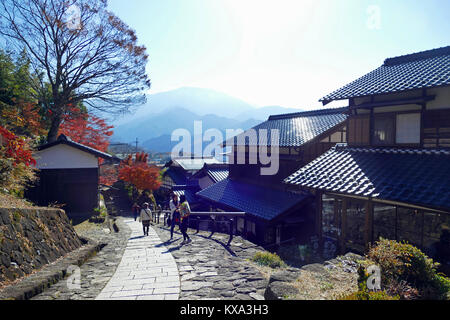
0,207,83,286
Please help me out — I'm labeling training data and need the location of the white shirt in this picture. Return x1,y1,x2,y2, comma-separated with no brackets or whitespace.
139,208,152,222
169,200,179,217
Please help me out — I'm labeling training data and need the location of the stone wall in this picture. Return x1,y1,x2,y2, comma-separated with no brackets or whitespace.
0,208,83,285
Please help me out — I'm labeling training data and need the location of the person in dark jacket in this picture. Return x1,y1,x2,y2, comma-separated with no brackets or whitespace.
132,202,140,221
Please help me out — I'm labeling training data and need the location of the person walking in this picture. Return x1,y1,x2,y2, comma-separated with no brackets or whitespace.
139,202,152,236
131,202,140,221
179,195,191,244
169,194,180,240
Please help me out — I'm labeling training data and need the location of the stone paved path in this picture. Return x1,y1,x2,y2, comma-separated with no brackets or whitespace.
153,224,268,300
31,217,131,300
96,219,180,300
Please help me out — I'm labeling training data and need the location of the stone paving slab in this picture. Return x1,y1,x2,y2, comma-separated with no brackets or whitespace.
96,219,180,300
153,225,268,300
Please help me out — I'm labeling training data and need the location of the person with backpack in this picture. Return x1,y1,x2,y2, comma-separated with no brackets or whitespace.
179,195,191,244
169,193,180,240
139,202,152,236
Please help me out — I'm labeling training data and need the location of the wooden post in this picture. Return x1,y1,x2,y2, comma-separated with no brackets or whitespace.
364,200,373,249
316,191,324,250
340,199,347,255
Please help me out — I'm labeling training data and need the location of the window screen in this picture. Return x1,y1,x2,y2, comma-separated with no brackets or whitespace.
373,116,395,145
396,113,421,144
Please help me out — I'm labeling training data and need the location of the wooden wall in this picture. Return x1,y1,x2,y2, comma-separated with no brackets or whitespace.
26,168,99,214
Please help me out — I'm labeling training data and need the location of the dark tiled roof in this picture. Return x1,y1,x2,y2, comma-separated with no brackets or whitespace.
207,167,229,183
197,178,310,221
164,168,187,185
284,145,450,211
321,46,450,104
190,163,229,183
38,134,115,160
225,107,348,147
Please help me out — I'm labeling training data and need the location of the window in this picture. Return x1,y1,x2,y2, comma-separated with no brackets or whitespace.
373,116,395,145
396,113,421,144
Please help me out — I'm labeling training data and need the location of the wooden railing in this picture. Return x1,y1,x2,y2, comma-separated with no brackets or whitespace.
154,210,246,246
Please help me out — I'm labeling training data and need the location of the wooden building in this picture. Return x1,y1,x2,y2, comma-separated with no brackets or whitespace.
161,157,222,191
170,163,229,210
26,135,116,217
197,108,348,246
285,46,450,262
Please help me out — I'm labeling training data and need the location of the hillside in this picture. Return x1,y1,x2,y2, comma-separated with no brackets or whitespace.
114,107,260,151
111,87,301,152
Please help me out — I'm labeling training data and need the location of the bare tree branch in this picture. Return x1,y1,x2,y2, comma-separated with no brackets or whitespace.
0,0,151,141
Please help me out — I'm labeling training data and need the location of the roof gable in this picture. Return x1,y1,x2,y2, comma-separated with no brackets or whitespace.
37,135,114,160
321,46,450,104
225,107,348,148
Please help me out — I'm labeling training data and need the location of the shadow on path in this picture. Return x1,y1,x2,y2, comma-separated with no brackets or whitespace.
156,225,237,257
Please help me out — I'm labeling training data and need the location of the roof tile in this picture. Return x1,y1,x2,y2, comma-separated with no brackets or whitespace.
284,145,450,211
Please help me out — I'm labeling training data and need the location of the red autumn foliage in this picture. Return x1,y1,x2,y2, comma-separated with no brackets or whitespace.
1,101,47,137
59,109,114,153
0,125,36,167
99,164,119,187
118,153,161,192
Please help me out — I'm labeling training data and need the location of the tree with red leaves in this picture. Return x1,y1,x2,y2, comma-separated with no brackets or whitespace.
0,0,151,142
0,125,36,192
59,108,114,154
118,153,161,193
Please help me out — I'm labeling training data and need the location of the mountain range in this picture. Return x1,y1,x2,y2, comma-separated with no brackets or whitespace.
112,87,301,153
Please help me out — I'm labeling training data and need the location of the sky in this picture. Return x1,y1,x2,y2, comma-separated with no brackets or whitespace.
108,0,450,110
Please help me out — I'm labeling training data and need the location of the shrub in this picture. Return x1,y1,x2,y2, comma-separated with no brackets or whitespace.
341,289,400,300
252,251,286,269
363,238,450,300
0,126,36,193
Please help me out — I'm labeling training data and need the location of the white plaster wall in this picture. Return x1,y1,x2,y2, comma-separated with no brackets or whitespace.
427,87,450,110
34,144,98,169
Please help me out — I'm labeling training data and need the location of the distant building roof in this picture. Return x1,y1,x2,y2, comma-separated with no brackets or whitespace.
190,163,229,184
172,185,198,204
321,45,450,104
284,144,450,212
168,157,222,171
224,107,348,147
197,178,311,221
37,134,115,160
164,167,188,185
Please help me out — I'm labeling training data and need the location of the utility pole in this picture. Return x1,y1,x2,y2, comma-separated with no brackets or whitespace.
135,138,138,154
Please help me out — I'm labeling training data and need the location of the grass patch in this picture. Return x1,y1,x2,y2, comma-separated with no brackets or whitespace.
251,251,286,269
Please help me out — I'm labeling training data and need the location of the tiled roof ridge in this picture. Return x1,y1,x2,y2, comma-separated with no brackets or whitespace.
268,106,348,121
204,163,229,169
384,45,450,66
334,144,450,156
